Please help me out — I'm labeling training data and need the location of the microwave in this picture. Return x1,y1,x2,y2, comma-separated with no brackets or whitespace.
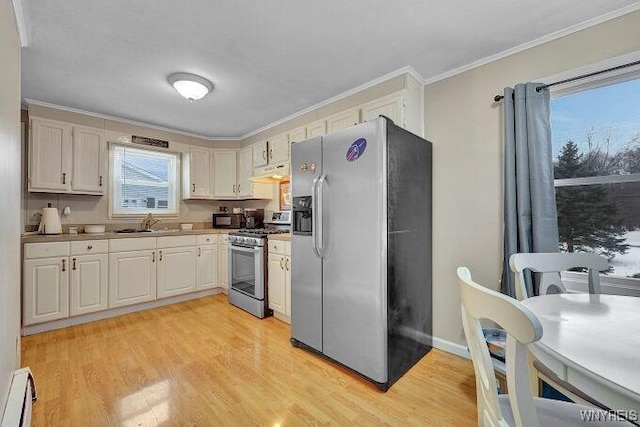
212,213,245,228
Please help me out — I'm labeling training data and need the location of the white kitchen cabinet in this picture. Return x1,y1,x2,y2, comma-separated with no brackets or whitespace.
197,235,218,290
359,85,424,137
252,132,290,171
252,140,268,168
157,246,197,298
267,240,290,320
212,150,238,198
71,125,106,194
108,249,157,308
29,118,107,195
183,147,212,199
218,234,229,292
326,108,360,133
23,257,70,325
306,120,327,139
288,126,307,144
28,118,72,192
268,253,286,313
268,132,289,164
70,253,108,316
360,93,403,126
238,146,273,199
285,242,291,317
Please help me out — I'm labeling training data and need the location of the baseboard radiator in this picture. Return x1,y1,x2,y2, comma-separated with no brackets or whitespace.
1,368,36,427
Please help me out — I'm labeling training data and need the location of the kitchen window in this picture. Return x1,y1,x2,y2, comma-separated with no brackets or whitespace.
550,66,640,293
109,144,180,217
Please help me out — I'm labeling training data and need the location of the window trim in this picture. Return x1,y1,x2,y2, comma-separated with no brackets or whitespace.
108,142,181,219
548,52,640,291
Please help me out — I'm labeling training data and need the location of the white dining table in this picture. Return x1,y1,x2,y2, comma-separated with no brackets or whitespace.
521,293,640,414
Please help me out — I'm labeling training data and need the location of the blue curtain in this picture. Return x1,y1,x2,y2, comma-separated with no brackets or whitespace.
501,83,559,297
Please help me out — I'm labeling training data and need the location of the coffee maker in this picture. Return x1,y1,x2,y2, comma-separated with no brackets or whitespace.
244,209,264,229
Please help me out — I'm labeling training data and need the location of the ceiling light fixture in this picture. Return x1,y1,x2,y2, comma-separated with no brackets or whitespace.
168,72,213,102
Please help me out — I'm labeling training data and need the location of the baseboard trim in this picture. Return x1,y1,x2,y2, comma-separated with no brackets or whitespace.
432,336,470,359
21,288,223,336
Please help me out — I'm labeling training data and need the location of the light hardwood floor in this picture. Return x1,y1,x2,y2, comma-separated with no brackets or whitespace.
22,294,477,426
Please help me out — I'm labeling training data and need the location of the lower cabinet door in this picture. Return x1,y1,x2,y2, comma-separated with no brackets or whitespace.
109,250,157,308
285,255,291,317
268,253,285,313
157,246,197,298
70,254,108,316
23,257,70,325
197,244,217,290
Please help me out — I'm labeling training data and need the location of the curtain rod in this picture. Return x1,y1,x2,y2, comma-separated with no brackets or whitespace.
493,59,640,102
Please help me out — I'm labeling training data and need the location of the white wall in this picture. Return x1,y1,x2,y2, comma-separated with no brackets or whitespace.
425,10,640,347
0,0,22,416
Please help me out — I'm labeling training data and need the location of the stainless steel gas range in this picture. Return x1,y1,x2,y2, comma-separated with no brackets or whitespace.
227,211,291,318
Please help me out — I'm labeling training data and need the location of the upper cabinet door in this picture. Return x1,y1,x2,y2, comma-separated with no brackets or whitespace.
185,147,212,198
288,126,307,144
269,133,289,164
212,150,238,198
360,94,402,126
72,126,106,193
237,146,254,198
29,118,72,192
326,108,360,134
253,140,268,168
306,120,327,139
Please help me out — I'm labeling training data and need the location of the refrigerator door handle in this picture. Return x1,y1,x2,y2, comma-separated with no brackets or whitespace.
311,176,321,258
317,173,327,258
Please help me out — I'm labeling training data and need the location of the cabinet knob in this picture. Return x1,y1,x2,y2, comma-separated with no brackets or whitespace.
99,176,103,187
192,183,196,192
198,247,201,257
62,258,67,272
72,258,77,271
62,172,66,185
159,250,163,261
87,245,93,250
152,251,156,262
285,258,290,271
280,257,284,270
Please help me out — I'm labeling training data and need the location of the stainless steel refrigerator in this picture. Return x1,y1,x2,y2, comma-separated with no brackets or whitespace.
290,116,432,391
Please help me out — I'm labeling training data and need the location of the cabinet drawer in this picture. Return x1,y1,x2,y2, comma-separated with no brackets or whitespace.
196,234,218,245
70,240,108,255
109,237,156,252
157,235,197,249
268,240,285,255
24,242,70,259
219,234,229,244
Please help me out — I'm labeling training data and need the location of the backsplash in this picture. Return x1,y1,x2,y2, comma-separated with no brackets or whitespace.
23,191,279,233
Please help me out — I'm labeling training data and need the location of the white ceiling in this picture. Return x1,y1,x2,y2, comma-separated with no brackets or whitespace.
20,0,640,138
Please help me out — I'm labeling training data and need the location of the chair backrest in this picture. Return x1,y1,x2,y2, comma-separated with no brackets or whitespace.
457,267,543,427
509,252,608,301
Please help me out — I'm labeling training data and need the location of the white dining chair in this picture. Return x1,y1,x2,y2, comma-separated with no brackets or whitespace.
509,252,611,408
509,252,608,301
456,267,631,427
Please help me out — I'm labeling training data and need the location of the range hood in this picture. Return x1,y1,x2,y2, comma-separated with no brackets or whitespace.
249,162,290,183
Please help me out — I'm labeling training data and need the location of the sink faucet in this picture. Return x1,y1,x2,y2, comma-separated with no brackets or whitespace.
140,213,161,231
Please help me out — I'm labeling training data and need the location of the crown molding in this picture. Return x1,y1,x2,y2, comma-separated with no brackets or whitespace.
422,2,640,86
24,99,241,142
240,65,426,139
11,0,28,47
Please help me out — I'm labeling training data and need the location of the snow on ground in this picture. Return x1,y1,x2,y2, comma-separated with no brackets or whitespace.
609,230,640,278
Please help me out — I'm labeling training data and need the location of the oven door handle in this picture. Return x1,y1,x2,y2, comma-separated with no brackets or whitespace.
230,244,260,254
311,176,321,258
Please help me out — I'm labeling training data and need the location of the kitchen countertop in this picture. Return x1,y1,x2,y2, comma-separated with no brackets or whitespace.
267,233,291,242
22,228,239,244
